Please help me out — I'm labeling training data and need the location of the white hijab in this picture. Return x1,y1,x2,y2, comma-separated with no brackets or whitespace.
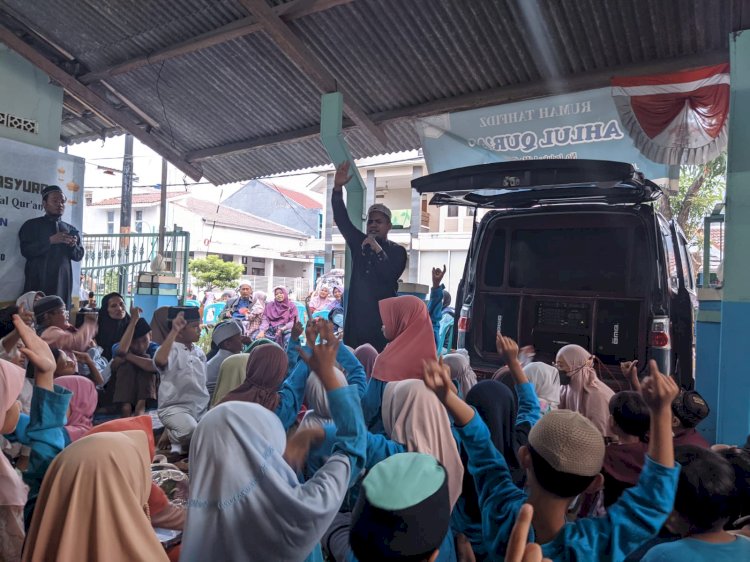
523,362,561,412
298,368,346,430
442,352,478,398
180,401,351,561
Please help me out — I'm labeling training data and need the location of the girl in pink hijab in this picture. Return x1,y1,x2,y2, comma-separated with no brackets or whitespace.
371,296,437,382
1,359,28,561
354,344,378,380
54,375,98,444
556,344,615,437
363,296,437,433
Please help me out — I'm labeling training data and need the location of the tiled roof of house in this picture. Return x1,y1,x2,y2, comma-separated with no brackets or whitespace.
264,183,322,209
173,198,308,238
91,192,187,206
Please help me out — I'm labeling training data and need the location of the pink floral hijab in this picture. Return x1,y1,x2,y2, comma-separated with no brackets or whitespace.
55,375,98,442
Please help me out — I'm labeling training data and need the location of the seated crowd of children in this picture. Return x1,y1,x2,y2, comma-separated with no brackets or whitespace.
1,287,748,562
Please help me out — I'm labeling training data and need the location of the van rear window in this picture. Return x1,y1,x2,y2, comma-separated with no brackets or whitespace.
509,228,630,292
483,229,506,286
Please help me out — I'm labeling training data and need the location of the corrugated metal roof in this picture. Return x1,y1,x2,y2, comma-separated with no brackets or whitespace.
0,0,735,183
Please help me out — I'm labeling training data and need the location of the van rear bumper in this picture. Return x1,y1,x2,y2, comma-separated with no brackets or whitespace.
647,347,672,377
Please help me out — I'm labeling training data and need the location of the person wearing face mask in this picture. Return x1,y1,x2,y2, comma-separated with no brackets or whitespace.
18,185,84,309
331,162,407,352
556,344,615,437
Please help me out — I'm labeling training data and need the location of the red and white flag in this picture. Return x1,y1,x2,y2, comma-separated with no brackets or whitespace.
611,64,729,165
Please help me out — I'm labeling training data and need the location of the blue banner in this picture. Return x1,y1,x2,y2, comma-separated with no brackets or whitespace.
417,87,670,181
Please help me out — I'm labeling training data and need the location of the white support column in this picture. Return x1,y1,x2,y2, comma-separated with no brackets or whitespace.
324,172,334,272
366,169,376,210
266,258,275,294
409,165,424,282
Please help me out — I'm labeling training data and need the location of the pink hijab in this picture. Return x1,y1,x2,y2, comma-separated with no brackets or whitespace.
556,345,615,437
0,359,27,506
371,296,437,382
55,375,98,442
354,344,378,380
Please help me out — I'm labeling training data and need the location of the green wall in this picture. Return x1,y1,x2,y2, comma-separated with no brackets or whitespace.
0,44,63,150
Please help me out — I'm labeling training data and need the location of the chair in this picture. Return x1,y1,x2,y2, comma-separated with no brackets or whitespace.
203,302,226,326
312,310,330,321
437,315,454,356
294,302,307,325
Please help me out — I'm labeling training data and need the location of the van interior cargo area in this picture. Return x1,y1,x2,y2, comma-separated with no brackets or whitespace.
471,210,649,376
477,295,643,367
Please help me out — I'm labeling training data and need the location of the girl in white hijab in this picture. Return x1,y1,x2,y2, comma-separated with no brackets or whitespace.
442,353,478,399
298,368,347,429
523,362,561,414
180,323,365,562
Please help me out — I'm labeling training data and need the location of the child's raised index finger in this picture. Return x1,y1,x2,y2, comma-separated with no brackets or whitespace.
506,504,534,562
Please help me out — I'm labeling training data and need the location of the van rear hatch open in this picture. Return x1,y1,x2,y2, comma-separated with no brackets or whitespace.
412,159,661,208
412,160,662,382
469,209,652,379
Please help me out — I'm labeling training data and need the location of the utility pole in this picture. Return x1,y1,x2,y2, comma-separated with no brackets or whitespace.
158,157,168,256
119,133,134,295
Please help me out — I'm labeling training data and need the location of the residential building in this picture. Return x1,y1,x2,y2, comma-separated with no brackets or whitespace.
85,189,316,296
223,180,323,238
309,154,486,297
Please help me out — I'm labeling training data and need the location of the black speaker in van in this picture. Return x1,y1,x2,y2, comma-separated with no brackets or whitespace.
594,300,640,364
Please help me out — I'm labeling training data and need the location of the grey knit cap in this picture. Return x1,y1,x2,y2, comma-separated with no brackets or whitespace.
528,409,605,476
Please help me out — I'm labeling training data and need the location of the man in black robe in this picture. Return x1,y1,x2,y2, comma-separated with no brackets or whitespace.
18,185,84,308
332,162,407,352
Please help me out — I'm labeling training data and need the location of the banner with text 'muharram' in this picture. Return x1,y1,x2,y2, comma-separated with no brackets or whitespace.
0,137,85,303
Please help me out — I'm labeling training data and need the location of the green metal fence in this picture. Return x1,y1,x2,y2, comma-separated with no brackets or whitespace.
80,231,190,307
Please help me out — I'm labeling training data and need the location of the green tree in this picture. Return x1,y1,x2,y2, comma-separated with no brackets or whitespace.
658,153,726,268
188,255,244,291
660,153,726,241
102,269,119,294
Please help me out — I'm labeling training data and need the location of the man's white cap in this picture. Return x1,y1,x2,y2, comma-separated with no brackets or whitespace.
367,203,392,221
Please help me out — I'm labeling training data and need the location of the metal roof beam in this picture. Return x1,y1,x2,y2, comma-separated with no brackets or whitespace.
237,0,388,148
0,24,203,181
185,49,726,163
78,0,354,84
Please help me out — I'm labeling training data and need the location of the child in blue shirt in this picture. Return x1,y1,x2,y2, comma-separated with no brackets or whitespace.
422,356,681,562
2,313,71,531
641,445,750,561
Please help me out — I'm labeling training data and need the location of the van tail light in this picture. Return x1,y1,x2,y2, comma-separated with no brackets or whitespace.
456,306,471,349
650,317,671,349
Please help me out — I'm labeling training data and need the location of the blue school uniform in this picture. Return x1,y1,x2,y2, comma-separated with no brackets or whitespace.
427,284,445,347
112,341,159,358
457,411,680,562
20,384,72,529
451,382,541,558
276,344,368,430
304,384,367,562
642,535,750,561
361,377,387,434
